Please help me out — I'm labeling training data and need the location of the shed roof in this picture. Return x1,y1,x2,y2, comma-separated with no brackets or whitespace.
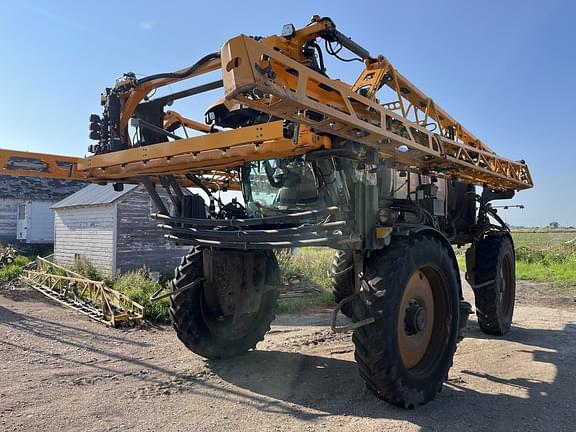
51,183,138,209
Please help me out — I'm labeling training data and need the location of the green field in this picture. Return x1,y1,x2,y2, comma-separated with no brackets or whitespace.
456,230,576,280
513,229,576,250
511,230,576,286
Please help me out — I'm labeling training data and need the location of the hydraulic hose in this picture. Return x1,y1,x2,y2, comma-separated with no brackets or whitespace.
135,52,221,86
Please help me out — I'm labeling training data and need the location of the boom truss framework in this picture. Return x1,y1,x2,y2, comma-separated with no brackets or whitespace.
221,35,532,190
0,18,532,193
22,257,144,327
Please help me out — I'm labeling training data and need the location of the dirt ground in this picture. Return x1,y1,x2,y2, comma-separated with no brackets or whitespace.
1,279,575,432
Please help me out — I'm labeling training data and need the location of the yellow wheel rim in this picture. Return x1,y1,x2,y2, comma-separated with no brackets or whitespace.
398,271,435,369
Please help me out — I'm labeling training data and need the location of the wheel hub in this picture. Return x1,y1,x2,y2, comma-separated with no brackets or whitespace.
405,302,427,335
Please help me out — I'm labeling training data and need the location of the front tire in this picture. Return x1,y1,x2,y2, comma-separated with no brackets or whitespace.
352,235,460,407
169,247,279,359
470,235,516,336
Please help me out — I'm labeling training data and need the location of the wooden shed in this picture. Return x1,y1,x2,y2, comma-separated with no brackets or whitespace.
52,183,188,277
0,176,86,244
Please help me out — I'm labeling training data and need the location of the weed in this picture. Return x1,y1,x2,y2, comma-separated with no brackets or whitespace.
276,248,334,313
0,255,31,281
113,268,170,322
72,257,104,281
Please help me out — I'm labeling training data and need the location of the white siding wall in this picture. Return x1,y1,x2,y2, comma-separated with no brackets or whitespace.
0,198,58,243
26,201,56,243
54,205,115,276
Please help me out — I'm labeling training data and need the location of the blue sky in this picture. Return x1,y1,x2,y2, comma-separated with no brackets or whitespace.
0,0,574,227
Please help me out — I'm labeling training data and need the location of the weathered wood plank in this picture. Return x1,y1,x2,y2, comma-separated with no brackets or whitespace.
115,187,187,274
53,205,115,276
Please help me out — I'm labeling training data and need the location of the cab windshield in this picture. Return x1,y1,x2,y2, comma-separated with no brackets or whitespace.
243,158,323,217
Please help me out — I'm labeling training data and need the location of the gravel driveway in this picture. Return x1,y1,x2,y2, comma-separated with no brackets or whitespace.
1,280,575,431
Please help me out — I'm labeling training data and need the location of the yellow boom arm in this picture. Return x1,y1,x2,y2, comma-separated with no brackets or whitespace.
0,16,532,193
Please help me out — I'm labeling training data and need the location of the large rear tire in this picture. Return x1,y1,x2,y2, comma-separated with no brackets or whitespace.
352,235,460,407
470,235,515,336
169,247,279,359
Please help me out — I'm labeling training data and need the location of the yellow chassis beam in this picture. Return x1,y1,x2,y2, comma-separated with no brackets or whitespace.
0,121,329,188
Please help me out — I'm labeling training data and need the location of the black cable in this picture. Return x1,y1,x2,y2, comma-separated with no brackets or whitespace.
310,42,325,73
485,206,509,230
263,160,284,188
185,173,214,199
135,52,221,86
325,40,363,63
325,39,342,54
331,51,363,63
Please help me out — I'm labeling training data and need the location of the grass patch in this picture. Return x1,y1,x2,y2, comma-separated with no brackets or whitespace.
276,290,334,314
513,230,576,250
72,257,105,282
110,248,338,318
513,231,576,286
277,248,333,289
113,268,170,322
276,248,334,313
0,255,31,281
516,254,576,287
